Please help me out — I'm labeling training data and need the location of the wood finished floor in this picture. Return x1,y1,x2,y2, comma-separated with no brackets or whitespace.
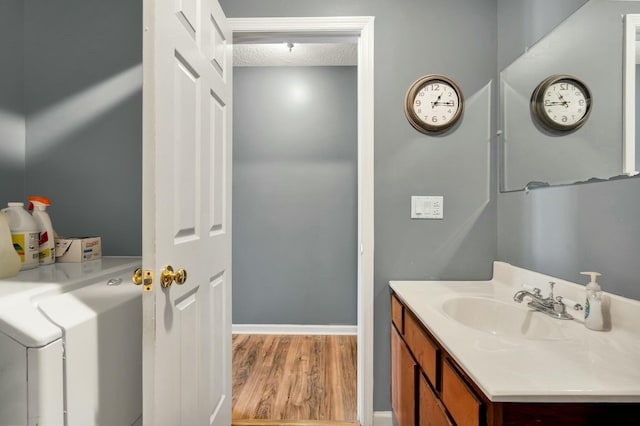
232,334,358,424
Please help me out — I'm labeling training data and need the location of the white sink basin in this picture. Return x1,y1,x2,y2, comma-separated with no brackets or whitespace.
442,296,566,340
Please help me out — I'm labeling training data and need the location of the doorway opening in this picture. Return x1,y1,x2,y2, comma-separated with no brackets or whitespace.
229,17,374,426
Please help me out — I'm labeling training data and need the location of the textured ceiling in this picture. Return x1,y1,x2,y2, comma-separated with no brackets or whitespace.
233,43,357,67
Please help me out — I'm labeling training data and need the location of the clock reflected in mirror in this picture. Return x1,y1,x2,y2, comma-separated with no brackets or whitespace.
530,74,592,133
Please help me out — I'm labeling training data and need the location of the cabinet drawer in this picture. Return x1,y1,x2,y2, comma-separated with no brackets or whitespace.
391,293,404,333
404,312,439,387
419,373,453,426
441,358,482,426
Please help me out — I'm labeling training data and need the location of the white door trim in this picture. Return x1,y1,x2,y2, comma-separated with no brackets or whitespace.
229,16,375,426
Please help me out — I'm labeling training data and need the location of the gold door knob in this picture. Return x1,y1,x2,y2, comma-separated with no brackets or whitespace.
174,268,187,285
132,268,143,285
160,265,188,288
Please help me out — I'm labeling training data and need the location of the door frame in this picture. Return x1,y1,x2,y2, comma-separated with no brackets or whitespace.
228,16,375,426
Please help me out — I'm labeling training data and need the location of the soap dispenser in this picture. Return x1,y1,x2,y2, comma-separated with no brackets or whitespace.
581,271,604,331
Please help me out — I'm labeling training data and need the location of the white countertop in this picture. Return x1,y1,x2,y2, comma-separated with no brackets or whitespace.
390,262,640,403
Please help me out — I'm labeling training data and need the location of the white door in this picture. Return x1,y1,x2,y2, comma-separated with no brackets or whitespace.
141,0,232,425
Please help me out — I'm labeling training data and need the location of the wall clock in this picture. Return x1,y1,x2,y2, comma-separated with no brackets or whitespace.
404,74,464,134
530,74,592,133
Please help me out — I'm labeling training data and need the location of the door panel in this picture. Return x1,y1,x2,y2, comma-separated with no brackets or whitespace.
209,273,226,419
176,0,198,38
142,0,232,425
209,93,226,234
176,289,199,425
173,52,200,240
210,16,226,75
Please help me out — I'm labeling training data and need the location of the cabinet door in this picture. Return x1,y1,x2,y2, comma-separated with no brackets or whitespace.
391,325,416,426
442,359,482,426
419,373,453,426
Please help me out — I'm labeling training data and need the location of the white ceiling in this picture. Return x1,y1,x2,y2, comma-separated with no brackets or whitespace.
233,43,357,67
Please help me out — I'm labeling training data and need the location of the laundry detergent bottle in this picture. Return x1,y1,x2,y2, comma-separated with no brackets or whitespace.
2,202,40,270
28,196,56,265
0,210,21,278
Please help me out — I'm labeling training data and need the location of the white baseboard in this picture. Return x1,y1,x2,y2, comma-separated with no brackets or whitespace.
373,411,393,426
232,324,357,335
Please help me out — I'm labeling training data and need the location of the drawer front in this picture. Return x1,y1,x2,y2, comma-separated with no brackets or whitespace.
419,373,453,426
391,293,404,333
404,312,439,387
441,358,482,426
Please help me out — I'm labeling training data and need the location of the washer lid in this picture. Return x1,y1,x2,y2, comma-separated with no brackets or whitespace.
0,257,140,347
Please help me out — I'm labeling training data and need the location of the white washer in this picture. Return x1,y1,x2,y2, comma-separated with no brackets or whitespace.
0,257,142,426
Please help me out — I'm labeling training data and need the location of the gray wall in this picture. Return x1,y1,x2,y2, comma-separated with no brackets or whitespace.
0,0,143,255
221,0,498,412
498,0,640,300
0,0,25,204
233,66,358,325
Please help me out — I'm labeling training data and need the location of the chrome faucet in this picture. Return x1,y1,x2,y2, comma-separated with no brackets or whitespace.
513,282,573,320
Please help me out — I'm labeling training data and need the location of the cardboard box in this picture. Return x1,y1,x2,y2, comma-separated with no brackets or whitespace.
55,237,102,263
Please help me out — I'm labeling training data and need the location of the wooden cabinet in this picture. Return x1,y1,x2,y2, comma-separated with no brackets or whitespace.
391,292,640,426
391,293,460,426
391,325,415,426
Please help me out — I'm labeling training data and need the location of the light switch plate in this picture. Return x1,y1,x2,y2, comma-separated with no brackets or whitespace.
411,196,444,219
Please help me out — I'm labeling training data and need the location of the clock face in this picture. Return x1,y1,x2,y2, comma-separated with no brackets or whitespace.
412,81,460,127
541,80,588,126
531,75,592,132
404,75,464,134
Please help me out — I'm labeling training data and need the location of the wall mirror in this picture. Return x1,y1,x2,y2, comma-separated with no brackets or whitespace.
500,0,640,192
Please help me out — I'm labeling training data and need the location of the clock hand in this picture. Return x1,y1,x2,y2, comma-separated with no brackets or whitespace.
431,92,444,109
556,93,570,108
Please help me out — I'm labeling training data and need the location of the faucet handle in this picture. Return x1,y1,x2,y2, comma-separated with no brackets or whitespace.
553,295,566,313
533,288,542,297
548,281,556,299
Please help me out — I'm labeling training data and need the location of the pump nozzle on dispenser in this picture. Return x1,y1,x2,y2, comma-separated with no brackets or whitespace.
580,271,601,285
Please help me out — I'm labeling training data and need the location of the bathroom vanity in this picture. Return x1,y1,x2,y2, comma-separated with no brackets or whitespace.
390,262,640,426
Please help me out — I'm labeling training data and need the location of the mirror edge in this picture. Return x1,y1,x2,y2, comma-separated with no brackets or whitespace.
624,13,640,177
